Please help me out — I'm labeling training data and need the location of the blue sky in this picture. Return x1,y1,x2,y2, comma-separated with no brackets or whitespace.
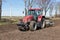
2,0,60,16
2,0,25,16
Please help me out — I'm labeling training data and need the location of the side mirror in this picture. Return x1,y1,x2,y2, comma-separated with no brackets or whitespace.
22,11,24,14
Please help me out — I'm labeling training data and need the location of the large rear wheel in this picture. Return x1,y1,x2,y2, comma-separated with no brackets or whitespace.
29,21,37,31
40,18,46,29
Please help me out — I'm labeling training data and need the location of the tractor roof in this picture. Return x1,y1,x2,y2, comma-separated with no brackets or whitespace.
29,8,42,10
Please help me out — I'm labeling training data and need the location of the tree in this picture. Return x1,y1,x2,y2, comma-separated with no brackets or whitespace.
35,0,51,15
24,0,34,16
0,0,2,20
28,0,34,9
55,2,60,17
49,3,54,17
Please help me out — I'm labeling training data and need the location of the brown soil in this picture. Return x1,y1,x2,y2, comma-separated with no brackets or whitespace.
0,20,60,40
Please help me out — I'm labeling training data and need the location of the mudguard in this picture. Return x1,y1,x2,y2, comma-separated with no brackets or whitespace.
38,15,43,22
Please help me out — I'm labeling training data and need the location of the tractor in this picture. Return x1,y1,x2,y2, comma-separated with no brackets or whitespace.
17,8,53,31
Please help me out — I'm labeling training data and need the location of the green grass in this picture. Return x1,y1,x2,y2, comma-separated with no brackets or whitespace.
0,22,10,25
0,16,24,25
0,20,18,25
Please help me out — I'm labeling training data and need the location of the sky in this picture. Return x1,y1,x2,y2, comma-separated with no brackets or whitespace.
2,0,60,16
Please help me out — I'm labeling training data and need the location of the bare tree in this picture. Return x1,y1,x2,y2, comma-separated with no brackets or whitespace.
24,0,34,16
35,0,51,15
28,0,34,9
55,2,60,17
24,0,27,16
0,0,2,20
49,3,54,17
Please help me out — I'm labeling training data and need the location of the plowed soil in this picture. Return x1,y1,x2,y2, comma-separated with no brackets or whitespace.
0,20,60,40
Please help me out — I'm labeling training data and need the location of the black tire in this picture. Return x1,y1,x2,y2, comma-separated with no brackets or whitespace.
29,21,37,31
40,18,46,29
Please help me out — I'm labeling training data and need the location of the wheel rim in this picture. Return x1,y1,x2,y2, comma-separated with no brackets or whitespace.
33,24,37,30
41,21,45,28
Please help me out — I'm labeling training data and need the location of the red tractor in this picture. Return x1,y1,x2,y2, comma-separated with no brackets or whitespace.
17,8,53,31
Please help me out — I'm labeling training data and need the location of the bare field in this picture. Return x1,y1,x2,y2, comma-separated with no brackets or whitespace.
0,19,60,40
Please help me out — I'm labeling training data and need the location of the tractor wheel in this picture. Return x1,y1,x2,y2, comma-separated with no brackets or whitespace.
40,18,46,29
29,21,37,31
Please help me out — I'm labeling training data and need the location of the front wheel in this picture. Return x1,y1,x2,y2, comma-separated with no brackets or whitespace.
29,21,37,31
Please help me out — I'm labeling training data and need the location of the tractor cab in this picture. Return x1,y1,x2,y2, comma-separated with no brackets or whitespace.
28,8,43,16
28,8,43,20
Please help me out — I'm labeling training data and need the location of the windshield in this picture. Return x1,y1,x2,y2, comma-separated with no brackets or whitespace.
28,10,43,16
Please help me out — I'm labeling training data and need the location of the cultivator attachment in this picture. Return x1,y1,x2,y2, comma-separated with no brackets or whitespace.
17,22,29,31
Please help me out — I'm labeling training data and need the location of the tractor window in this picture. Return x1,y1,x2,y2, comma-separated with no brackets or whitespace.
28,11,31,15
28,10,43,16
35,10,43,16
28,10,35,15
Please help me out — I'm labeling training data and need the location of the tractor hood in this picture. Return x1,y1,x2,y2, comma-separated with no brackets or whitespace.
23,15,33,23
38,15,43,22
